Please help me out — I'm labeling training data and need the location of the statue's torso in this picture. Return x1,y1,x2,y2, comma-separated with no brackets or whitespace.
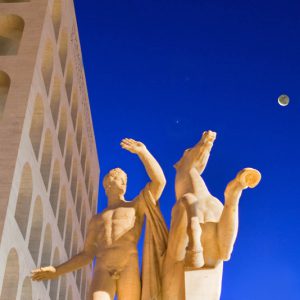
94,199,145,271
101,206,137,245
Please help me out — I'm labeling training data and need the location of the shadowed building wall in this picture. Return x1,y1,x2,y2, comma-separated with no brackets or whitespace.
0,0,100,299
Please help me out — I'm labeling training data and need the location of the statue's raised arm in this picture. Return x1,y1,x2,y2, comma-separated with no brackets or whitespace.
120,138,166,201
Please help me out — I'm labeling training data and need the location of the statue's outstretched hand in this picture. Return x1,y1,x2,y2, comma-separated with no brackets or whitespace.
31,266,57,281
121,138,146,154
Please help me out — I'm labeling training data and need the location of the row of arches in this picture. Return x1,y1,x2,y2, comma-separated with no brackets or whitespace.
48,169,89,253
25,50,95,261
41,34,71,100
51,84,80,156
55,184,87,248
1,6,93,205
14,162,88,262
0,248,31,300
0,247,88,299
41,38,72,99
14,174,52,267
48,80,84,176
29,92,89,195
36,4,95,207
29,95,52,189
51,0,72,99
11,165,88,295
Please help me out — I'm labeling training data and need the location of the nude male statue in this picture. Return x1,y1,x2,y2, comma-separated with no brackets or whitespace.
31,138,168,300
163,130,261,299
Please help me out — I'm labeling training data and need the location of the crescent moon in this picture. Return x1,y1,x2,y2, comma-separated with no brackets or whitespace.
278,95,289,106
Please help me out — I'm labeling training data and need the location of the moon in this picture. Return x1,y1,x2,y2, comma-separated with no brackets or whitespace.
278,95,290,106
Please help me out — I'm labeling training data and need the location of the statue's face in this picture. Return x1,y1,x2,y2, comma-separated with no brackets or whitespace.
104,171,127,196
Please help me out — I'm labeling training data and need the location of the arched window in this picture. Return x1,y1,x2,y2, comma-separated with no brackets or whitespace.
71,91,78,129
81,268,87,300
40,129,53,189
0,70,10,117
80,206,86,238
70,158,78,201
0,15,24,55
58,275,67,300
76,182,82,221
58,106,67,154
58,29,68,71
85,160,90,193
15,163,33,238
50,76,61,127
52,0,62,39
41,224,52,266
65,63,73,102
76,113,83,152
28,196,43,264
29,95,44,159
40,223,52,290
71,232,78,258
92,191,98,214
57,186,67,237
20,277,32,300
64,134,73,179
81,138,87,173
49,247,60,300
0,248,19,300
67,286,73,300
49,160,60,215
76,269,82,292
64,210,73,256
41,40,53,95
88,183,93,209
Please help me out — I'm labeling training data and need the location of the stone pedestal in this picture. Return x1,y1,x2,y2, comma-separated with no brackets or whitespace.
184,262,223,300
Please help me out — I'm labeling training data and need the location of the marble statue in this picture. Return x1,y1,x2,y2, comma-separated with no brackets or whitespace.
31,138,168,300
163,130,261,300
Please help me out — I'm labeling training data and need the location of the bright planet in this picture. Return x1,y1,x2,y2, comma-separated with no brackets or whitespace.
278,94,290,106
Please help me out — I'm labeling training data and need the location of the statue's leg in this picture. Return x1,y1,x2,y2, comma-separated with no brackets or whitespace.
162,201,187,300
166,200,188,261
89,267,116,300
181,193,205,268
217,168,261,260
117,254,141,300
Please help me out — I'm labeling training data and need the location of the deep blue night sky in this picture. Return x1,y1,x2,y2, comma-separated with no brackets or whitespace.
74,1,300,299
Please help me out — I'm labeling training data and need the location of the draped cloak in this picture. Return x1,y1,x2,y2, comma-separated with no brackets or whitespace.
140,184,168,300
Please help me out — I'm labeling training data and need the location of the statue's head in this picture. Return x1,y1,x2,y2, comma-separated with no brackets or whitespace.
103,168,127,197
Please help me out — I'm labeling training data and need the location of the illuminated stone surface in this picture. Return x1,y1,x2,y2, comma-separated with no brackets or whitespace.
0,0,99,299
